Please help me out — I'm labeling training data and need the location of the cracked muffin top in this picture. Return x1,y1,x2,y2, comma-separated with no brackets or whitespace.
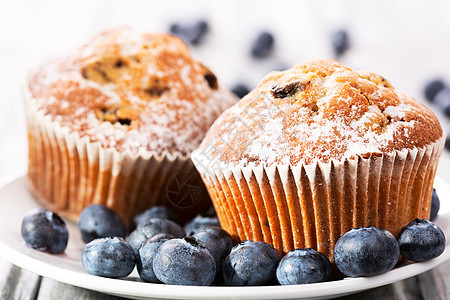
195,59,443,166
27,27,237,156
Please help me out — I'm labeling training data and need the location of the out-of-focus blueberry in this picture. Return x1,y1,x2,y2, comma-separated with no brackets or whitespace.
128,218,185,254
184,214,220,236
231,84,250,99
424,79,445,102
445,135,450,151
430,189,440,221
137,233,174,283
251,32,275,59
434,87,450,117
193,226,233,276
223,240,280,286
334,227,400,277
153,237,216,285
398,218,446,262
331,29,350,56
81,237,136,278
276,248,332,285
169,20,209,45
132,206,177,230
78,204,126,243
21,208,68,254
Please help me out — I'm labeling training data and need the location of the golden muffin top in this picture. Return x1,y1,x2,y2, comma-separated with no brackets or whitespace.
27,27,237,156
194,59,443,167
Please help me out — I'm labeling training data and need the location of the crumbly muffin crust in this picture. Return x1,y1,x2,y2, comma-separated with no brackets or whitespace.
27,27,236,156
197,59,443,166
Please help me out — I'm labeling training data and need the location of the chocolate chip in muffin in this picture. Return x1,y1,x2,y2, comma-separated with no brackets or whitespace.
271,80,310,98
96,106,135,126
143,78,168,97
199,64,218,90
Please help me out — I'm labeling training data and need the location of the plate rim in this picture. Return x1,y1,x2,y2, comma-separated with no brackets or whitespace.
0,174,449,300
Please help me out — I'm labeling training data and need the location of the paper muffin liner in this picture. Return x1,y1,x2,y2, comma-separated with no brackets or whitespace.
192,137,445,262
23,84,212,227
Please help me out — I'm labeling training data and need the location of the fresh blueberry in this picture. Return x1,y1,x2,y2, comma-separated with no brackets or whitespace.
430,189,440,221
153,236,216,286
184,214,220,236
446,135,450,151
78,204,126,243
21,208,68,254
137,233,175,283
334,227,400,277
331,29,350,56
128,218,185,254
193,226,233,276
424,79,445,102
276,248,332,285
251,31,275,59
433,87,450,117
223,240,280,286
81,237,136,278
169,20,209,46
398,218,446,262
132,206,177,230
231,84,250,99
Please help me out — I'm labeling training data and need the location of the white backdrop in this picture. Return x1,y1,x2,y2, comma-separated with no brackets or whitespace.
1,0,450,184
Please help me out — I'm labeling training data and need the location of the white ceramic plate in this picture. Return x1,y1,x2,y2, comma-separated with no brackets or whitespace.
0,175,449,300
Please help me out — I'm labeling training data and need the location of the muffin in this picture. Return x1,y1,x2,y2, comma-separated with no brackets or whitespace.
24,27,237,226
192,59,445,261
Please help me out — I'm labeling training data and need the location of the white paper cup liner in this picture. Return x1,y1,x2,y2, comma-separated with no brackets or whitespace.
192,137,445,261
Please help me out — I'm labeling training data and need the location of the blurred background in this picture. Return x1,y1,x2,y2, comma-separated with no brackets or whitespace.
1,0,450,184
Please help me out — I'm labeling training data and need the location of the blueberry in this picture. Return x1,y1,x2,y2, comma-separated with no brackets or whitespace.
276,248,332,285
251,32,275,59
331,29,350,56
424,79,445,102
430,189,440,221
78,204,126,243
231,84,250,99
184,214,220,236
446,135,450,151
81,237,136,278
132,206,177,230
169,20,209,46
137,233,174,283
193,226,233,276
21,208,68,254
398,219,446,262
153,237,216,286
334,227,400,277
223,240,280,286
433,87,450,117
128,218,185,254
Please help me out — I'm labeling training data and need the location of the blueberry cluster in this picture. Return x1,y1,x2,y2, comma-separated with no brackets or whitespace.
21,189,445,286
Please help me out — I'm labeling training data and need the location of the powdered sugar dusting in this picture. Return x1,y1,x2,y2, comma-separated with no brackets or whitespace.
27,28,237,156
196,59,442,167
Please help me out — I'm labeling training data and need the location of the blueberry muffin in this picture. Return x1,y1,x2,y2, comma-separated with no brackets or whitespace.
192,59,445,261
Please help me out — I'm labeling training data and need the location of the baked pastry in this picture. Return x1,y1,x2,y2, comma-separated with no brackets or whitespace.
24,27,237,226
192,59,445,261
